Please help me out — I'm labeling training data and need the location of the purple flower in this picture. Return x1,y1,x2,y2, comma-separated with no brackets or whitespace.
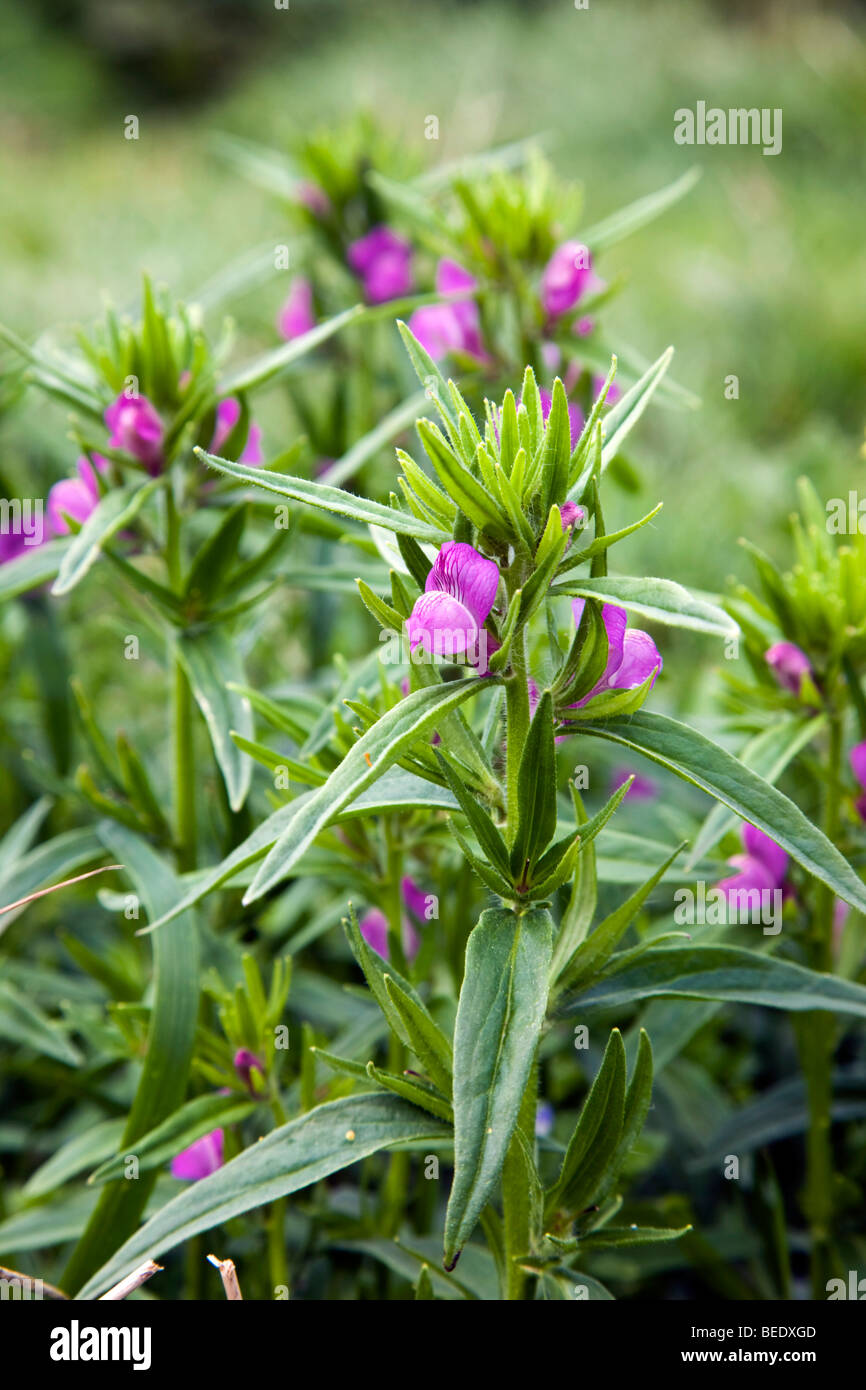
850,741,866,821
359,875,428,963
569,601,662,707
407,259,486,363
718,824,788,903
347,225,413,304
105,393,164,473
0,530,31,565
277,276,316,341
560,501,587,532
46,455,108,535
610,767,657,801
171,1128,224,1181
407,541,500,673
535,1101,555,1138
1,494,50,560
765,641,812,697
233,1047,265,1096
540,386,584,450
540,241,600,320
210,398,263,465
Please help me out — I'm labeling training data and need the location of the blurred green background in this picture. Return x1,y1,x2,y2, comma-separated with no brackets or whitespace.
2,0,865,606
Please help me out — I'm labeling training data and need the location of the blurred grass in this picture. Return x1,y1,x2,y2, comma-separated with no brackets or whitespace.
2,0,865,599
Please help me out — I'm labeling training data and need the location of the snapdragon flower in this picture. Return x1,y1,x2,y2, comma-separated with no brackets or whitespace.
359,875,428,962
765,641,812,696
407,259,486,363
170,1128,224,1181
850,742,866,821
540,240,600,320
717,823,789,903
277,276,316,341
347,225,413,304
46,455,108,535
407,541,500,674
105,393,165,473
210,398,264,465
568,601,662,707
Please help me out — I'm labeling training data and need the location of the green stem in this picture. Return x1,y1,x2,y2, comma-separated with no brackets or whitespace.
501,1059,538,1300
267,1096,289,1296
172,656,197,873
165,484,197,874
505,624,530,842
384,817,408,976
797,711,841,1295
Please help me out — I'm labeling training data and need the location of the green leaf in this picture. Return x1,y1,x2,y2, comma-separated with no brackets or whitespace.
396,320,460,439
383,975,453,1094
417,420,504,535
435,750,510,880
0,538,70,602
686,716,824,869
511,692,557,878
579,168,701,250
89,1094,257,1185
545,1029,626,1218
139,769,462,935
197,449,448,543
343,906,427,1048
77,1094,450,1298
183,503,248,603
219,304,363,394
557,844,685,993
61,824,200,1295
245,678,492,902
537,379,572,510
582,1223,691,1249
366,1062,452,1123
23,1120,126,1199
445,907,553,1264
175,627,254,811
325,392,430,489
579,710,866,914
552,576,736,638
594,347,673,474
0,827,103,934
572,944,866,1019
51,480,162,597
0,977,83,1066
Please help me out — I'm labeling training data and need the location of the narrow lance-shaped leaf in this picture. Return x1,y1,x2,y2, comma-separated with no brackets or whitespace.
552,576,736,638
197,448,448,543
571,944,866,1020
580,710,866,914
686,716,824,869
545,1028,626,1219
246,678,494,903
445,907,553,1265
61,824,200,1295
52,479,162,597
77,1094,450,1299
175,627,254,812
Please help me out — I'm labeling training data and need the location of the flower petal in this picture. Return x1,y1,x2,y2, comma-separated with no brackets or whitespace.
170,1128,224,1181
742,823,788,885
608,628,662,691
427,541,499,626
407,590,477,659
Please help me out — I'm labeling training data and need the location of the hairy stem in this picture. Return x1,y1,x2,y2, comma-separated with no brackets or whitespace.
797,711,842,1295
